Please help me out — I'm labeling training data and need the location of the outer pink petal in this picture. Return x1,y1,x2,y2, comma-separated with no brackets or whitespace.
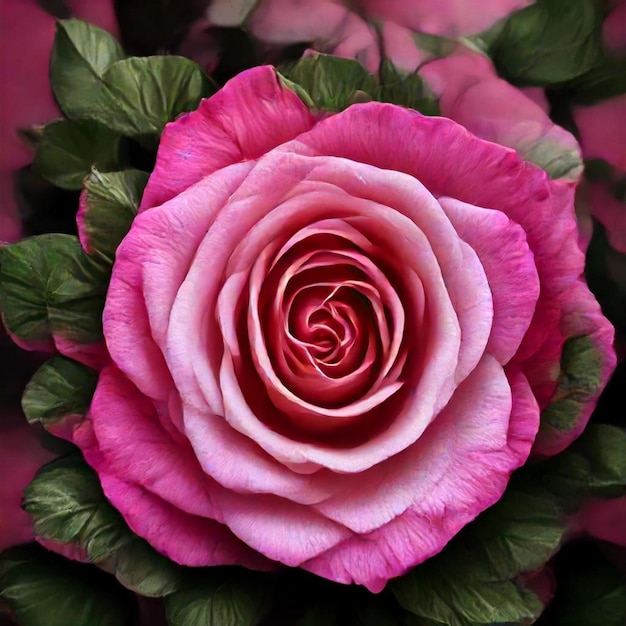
104,160,254,408
359,0,534,37
71,404,274,570
303,355,538,591
79,367,351,567
532,279,616,456
438,196,540,364
84,366,221,519
573,94,626,171
420,50,582,180
139,66,316,212
295,103,583,300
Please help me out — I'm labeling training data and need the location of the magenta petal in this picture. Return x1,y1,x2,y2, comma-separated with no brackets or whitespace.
86,366,221,519
139,66,315,212
71,391,276,571
531,279,615,456
100,473,275,570
104,160,255,411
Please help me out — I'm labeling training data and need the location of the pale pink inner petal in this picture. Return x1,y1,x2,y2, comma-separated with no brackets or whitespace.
438,196,540,364
206,164,466,473
302,354,539,592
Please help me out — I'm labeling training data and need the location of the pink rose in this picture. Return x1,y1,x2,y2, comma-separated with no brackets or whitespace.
68,66,613,591
206,0,532,73
0,0,118,242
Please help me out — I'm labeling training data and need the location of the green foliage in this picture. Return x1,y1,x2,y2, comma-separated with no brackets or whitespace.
539,336,607,438
490,0,606,86
33,119,121,190
0,234,108,346
164,570,273,626
23,456,184,597
279,54,439,115
0,545,135,626
22,357,98,428
520,425,626,508
548,542,626,626
51,19,212,142
279,54,378,112
80,169,149,265
377,62,440,115
391,489,563,625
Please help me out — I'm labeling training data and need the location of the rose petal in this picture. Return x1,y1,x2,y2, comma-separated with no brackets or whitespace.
139,66,315,212
360,0,533,37
419,49,582,181
72,402,275,570
439,196,540,364
302,355,538,591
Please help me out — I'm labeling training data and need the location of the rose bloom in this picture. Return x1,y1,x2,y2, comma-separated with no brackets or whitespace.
207,0,533,71
68,66,614,591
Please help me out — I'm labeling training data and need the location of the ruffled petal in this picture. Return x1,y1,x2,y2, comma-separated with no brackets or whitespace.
139,66,315,212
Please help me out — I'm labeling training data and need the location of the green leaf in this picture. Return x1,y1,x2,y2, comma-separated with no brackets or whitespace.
51,20,212,140
22,356,98,428
33,119,121,190
563,57,626,105
377,61,440,115
164,569,273,626
391,489,563,625
51,19,125,119
490,0,605,86
0,544,135,626
522,139,583,181
22,456,184,597
0,234,108,347
99,56,212,138
551,542,626,626
523,425,626,507
539,336,606,437
279,54,378,112
80,169,149,264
